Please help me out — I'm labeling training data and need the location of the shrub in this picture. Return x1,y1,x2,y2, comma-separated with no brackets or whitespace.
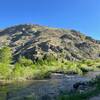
0,46,12,64
62,61,82,75
12,63,24,80
0,63,12,79
18,56,33,67
12,63,35,80
43,53,57,62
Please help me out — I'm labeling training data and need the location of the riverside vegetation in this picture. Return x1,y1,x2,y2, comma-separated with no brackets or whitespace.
0,46,100,100
0,46,100,80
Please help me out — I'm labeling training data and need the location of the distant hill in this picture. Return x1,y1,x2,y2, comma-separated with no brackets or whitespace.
0,24,100,61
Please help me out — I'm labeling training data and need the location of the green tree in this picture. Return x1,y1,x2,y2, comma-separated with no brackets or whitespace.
0,46,12,64
0,63,12,79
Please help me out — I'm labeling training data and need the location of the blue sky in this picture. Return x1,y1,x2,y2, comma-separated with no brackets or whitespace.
0,0,100,40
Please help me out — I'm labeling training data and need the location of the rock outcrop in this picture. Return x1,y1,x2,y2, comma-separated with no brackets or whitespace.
0,24,100,61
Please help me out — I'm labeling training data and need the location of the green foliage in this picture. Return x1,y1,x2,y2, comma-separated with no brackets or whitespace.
12,63,24,79
12,63,34,80
0,63,12,79
62,61,82,75
36,66,51,79
0,46,12,64
0,46,100,100
0,46,99,80
18,56,33,67
43,53,57,62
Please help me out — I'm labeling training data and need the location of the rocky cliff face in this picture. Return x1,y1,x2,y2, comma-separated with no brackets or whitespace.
0,24,100,61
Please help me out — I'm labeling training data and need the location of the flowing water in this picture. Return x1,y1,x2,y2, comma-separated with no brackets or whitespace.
0,71,100,100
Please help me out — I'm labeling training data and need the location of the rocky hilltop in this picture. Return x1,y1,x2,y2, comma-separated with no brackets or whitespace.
0,24,100,61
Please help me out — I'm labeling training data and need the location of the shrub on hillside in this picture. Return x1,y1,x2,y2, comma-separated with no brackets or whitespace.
18,56,33,67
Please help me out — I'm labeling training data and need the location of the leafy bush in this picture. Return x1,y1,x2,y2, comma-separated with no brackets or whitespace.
18,56,33,67
0,46,99,80
0,46,12,64
12,63,35,80
0,63,12,79
12,63,24,80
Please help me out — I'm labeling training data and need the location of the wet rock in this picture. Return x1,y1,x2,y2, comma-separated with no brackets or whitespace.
73,81,92,93
74,82,86,88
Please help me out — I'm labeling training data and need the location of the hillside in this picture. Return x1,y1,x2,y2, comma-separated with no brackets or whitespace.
0,24,100,61
0,24,100,100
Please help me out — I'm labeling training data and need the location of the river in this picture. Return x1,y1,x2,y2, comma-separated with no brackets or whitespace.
0,71,100,100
